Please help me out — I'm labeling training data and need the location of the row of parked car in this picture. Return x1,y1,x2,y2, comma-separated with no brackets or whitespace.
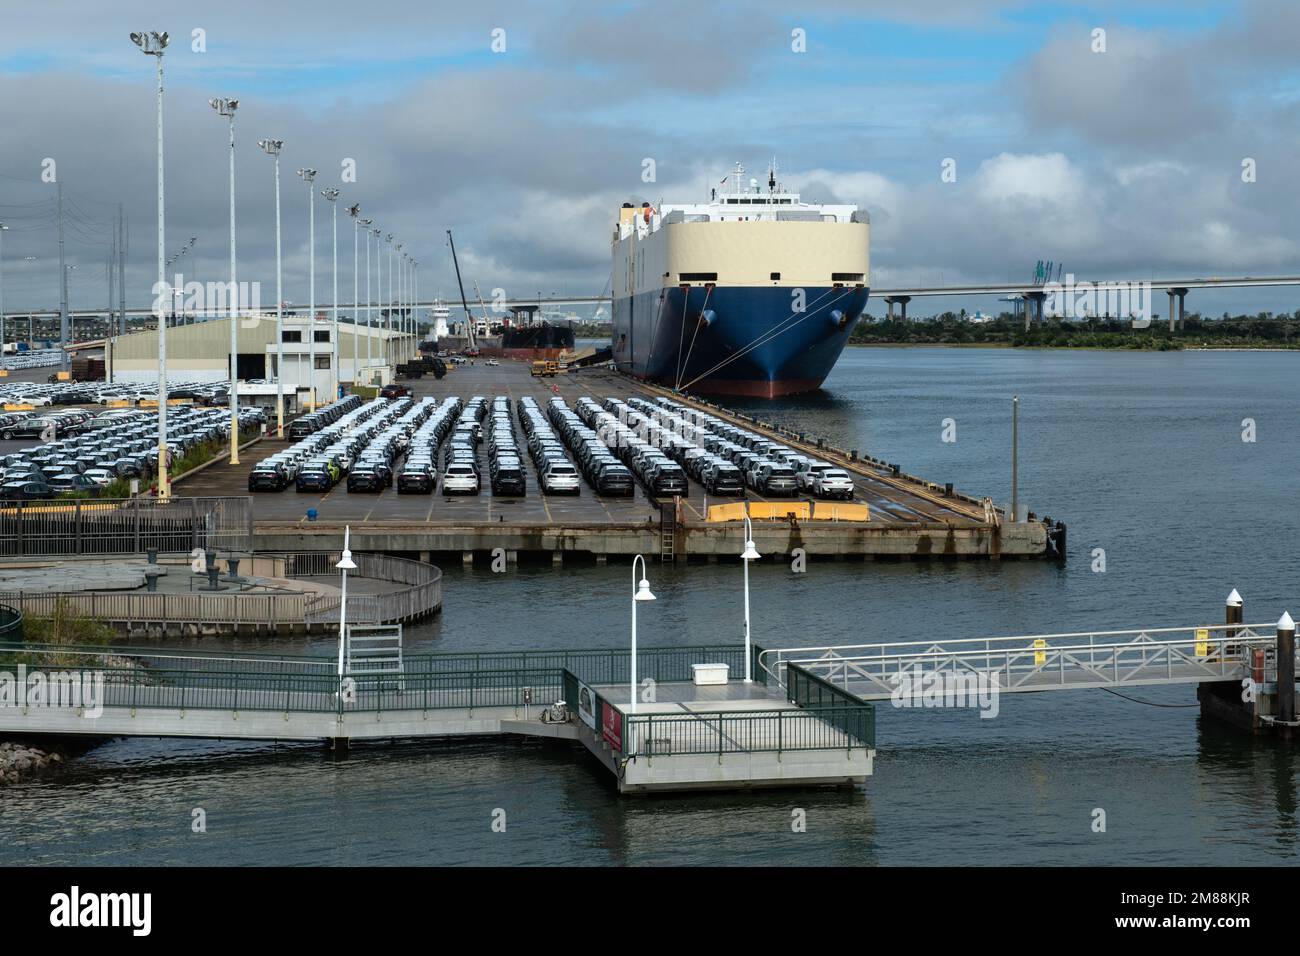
628,396,856,500
516,397,583,495
0,376,227,409
0,350,65,371
247,395,384,491
1,405,265,500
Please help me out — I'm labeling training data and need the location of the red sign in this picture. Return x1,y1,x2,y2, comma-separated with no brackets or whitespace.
601,702,623,752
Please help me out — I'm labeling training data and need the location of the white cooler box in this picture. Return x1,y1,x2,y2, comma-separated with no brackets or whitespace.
692,663,730,686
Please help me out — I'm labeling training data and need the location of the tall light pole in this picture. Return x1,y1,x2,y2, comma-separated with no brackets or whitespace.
0,222,7,357
297,167,318,410
258,138,285,437
321,186,340,402
629,554,656,714
385,234,393,336
397,247,406,355
209,96,240,464
347,204,361,387
130,29,171,497
740,514,761,683
366,225,377,377
412,259,419,348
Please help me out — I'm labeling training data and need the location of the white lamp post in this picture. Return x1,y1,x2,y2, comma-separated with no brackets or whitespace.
129,29,171,497
741,514,760,683
257,138,285,437
336,526,357,683
0,223,8,359
347,204,360,387
630,554,656,714
296,167,317,411
363,223,376,381
208,96,240,464
321,186,340,402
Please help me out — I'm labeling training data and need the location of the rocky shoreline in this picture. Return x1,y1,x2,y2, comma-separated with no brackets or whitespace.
0,740,65,784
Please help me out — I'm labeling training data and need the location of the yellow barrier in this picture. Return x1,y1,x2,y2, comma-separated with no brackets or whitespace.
55,370,71,381
3,403,34,411
749,501,811,521
0,369,8,377
812,502,870,522
106,399,131,408
139,398,193,407
705,502,748,523
1195,628,1210,657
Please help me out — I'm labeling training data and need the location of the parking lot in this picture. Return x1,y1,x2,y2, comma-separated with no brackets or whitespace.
182,359,991,528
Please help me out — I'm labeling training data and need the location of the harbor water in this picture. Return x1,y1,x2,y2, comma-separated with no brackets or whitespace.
3,346,1299,865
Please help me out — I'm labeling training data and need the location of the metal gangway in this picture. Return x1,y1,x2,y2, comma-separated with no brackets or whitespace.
758,623,1283,700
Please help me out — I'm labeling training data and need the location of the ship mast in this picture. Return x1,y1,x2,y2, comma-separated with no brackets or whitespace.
446,228,475,348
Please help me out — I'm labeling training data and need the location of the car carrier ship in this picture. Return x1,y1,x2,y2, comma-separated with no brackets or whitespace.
611,162,870,397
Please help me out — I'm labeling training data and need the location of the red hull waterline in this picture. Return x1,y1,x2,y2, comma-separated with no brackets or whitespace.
627,372,825,399
481,347,570,361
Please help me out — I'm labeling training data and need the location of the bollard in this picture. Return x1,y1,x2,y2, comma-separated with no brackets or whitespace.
205,550,216,572
1226,589,1243,658
226,557,241,580
1277,611,1295,725
307,508,318,522
146,548,158,565
206,567,221,590
144,571,160,592
944,482,954,497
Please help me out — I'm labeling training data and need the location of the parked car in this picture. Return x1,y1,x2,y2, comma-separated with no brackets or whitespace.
441,462,479,495
813,469,855,500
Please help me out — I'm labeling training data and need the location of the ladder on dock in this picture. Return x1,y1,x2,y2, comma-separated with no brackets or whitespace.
659,497,677,562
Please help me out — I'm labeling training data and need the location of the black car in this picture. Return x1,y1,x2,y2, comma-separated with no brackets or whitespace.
47,473,100,495
0,417,61,441
248,466,287,492
0,480,54,500
593,464,635,497
295,467,334,492
396,464,435,494
490,464,526,496
348,466,386,493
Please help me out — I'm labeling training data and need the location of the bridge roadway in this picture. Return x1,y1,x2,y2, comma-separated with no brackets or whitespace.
9,273,1300,320
760,623,1282,699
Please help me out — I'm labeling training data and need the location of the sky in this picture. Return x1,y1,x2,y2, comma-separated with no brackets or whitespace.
2,0,1299,319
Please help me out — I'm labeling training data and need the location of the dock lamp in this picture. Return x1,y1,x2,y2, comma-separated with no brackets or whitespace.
321,187,340,401
297,167,318,411
129,29,171,497
630,554,656,715
257,138,285,436
336,526,357,683
347,204,361,386
741,514,760,683
208,96,240,464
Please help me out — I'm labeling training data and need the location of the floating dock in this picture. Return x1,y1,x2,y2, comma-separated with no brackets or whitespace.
0,641,874,794
176,361,1061,564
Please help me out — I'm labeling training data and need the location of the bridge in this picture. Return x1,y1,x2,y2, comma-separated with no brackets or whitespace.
758,622,1282,699
6,273,1300,325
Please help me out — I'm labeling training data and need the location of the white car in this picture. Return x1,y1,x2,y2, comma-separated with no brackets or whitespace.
796,460,833,492
441,463,480,495
82,468,116,486
540,461,581,495
485,359,499,367
813,469,855,500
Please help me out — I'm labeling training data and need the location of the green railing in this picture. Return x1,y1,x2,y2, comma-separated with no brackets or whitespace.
785,662,876,748
622,706,870,757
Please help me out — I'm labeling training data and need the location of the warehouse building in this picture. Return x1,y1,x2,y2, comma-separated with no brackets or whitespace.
107,313,415,398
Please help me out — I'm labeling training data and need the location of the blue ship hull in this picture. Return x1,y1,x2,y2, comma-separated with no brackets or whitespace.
611,285,868,397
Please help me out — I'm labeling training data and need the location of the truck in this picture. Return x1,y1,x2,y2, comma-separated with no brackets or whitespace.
530,360,554,378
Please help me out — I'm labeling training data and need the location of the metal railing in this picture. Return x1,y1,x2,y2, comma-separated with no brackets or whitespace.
623,706,870,757
0,495,253,557
786,662,876,747
0,553,441,631
760,623,1280,698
